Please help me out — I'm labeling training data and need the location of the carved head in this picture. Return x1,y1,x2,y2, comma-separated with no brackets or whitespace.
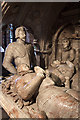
62,38,70,49
15,26,26,41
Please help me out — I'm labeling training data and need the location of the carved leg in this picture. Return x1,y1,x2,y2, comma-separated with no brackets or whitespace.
18,67,46,101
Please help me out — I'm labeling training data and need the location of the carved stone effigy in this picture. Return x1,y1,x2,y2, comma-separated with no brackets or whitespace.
49,60,75,88
35,22,80,118
51,22,80,91
2,65,80,118
50,36,76,88
36,77,80,118
2,24,80,118
2,66,45,108
3,26,36,74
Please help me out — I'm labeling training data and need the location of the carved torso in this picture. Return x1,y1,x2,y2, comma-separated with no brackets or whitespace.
4,42,33,67
61,48,75,62
13,42,30,67
3,41,35,74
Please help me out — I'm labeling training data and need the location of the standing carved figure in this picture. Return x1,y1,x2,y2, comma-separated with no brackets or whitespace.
60,38,75,63
3,26,36,74
49,38,76,88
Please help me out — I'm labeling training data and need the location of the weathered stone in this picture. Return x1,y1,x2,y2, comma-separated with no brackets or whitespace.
36,77,79,118
3,26,35,74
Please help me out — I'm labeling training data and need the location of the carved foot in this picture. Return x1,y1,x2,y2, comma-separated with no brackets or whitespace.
16,98,24,109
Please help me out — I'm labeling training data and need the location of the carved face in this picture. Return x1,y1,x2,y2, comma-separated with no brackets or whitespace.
62,39,70,48
15,26,26,41
18,30,26,41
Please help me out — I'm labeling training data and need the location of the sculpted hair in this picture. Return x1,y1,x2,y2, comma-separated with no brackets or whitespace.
15,26,26,39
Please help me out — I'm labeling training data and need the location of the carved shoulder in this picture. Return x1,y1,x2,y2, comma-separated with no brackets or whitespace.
3,43,15,66
25,43,34,53
25,43,32,49
4,42,16,58
6,42,15,50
